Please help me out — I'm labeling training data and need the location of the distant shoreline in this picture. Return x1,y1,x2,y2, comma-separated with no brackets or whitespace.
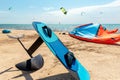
0,24,120,32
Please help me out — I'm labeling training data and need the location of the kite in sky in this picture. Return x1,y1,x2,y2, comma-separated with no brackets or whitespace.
60,7,67,15
8,7,12,11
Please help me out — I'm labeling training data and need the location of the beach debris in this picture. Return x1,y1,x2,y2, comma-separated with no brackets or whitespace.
62,32,66,35
60,7,67,15
2,29,11,34
62,32,68,35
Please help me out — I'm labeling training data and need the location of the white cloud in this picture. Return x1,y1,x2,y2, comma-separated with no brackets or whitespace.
69,0,120,15
0,11,9,14
44,0,120,15
42,7,55,11
104,0,120,7
0,10,12,19
40,0,120,24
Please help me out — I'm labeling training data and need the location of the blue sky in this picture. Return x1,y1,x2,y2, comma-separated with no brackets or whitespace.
0,0,120,24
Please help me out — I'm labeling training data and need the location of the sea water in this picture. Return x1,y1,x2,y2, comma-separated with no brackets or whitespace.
0,24,120,33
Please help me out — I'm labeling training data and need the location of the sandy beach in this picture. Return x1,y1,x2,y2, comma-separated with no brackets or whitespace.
0,29,120,80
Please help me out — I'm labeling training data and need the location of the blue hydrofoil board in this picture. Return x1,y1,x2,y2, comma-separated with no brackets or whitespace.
33,22,90,80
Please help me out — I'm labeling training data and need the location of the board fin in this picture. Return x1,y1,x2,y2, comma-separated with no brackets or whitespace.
7,34,44,71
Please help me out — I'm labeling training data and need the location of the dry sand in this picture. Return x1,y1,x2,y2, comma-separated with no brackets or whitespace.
0,29,120,80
